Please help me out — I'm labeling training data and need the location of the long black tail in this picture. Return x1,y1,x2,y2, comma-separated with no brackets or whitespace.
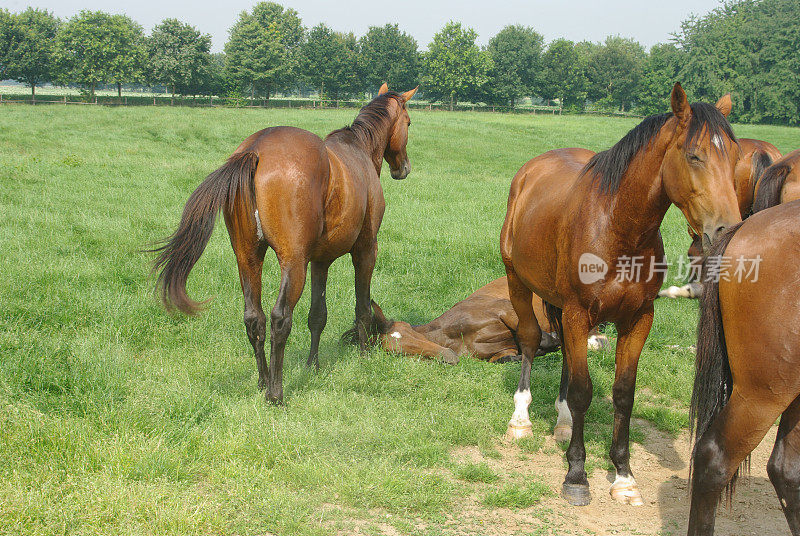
752,159,790,214
151,151,259,314
690,220,745,499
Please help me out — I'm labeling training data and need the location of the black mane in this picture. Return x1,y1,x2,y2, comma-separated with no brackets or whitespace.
584,102,738,194
327,91,401,148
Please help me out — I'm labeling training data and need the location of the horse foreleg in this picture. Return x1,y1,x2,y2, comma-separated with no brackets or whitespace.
267,256,308,404
560,304,592,506
505,271,542,439
351,240,377,354
608,306,653,506
307,260,331,368
768,395,800,536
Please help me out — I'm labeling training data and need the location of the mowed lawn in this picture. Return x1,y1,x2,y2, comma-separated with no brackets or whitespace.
1,104,799,536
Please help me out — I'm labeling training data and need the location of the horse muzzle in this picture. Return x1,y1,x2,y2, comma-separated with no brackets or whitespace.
390,161,411,180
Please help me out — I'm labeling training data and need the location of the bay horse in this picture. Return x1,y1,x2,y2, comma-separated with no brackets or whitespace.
751,149,800,213
690,200,800,535
153,83,418,404
662,138,782,299
360,277,608,364
501,83,741,507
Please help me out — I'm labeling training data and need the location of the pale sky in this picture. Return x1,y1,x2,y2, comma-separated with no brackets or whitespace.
1,0,722,52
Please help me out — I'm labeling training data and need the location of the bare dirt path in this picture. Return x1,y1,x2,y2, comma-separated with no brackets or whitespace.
444,419,785,536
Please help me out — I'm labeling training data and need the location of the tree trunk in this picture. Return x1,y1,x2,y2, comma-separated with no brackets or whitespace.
117,82,122,104
449,92,454,112
31,83,36,103
90,84,95,99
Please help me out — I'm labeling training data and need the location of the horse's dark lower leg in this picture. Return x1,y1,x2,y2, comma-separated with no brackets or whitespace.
307,260,331,368
688,391,780,535
768,395,800,535
505,270,542,438
228,218,268,390
559,305,591,506
351,242,377,353
608,307,652,506
267,259,307,404
554,355,571,442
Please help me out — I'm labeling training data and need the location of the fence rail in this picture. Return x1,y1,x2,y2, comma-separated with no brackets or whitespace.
0,93,642,118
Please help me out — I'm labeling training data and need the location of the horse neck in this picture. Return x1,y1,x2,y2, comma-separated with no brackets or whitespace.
355,113,395,176
605,131,673,247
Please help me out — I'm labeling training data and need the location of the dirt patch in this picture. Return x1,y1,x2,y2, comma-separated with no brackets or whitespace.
444,419,784,536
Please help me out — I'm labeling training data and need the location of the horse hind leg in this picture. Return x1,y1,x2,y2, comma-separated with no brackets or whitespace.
307,260,331,368
267,255,308,404
768,394,800,535
688,390,783,536
226,211,269,391
505,270,542,440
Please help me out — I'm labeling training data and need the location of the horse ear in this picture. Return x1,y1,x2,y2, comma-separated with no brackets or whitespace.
715,93,733,117
378,82,389,95
370,300,392,333
400,86,418,102
671,82,691,125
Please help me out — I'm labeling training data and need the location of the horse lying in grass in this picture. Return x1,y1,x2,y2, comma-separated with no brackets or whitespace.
501,83,741,507
690,200,800,535
660,138,781,299
153,83,417,404
357,277,608,365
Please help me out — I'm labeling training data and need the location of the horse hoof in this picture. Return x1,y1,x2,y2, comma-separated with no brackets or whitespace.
553,424,572,443
440,349,459,365
610,477,644,506
562,482,592,506
506,421,533,440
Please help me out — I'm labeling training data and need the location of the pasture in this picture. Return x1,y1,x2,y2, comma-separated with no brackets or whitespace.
1,105,799,536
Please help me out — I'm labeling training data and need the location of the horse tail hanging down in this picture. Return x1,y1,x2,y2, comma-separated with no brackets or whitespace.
690,221,745,495
152,151,259,314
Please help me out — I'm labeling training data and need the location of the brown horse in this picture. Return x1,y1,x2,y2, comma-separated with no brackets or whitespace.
690,200,800,535
501,83,741,507
153,83,417,404
660,138,781,299
751,149,800,213
364,277,608,364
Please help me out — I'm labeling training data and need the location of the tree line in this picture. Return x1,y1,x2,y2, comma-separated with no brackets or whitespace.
0,0,798,124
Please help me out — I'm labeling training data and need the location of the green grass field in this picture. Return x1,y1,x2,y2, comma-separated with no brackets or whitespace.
1,105,798,536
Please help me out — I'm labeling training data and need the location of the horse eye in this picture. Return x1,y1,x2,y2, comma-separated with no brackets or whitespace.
687,153,703,164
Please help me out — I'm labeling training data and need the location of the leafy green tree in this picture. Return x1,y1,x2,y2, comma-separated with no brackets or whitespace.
422,21,492,109
225,2,303,98
148,19,212,97
357,23,419,94
55,11,144,98
585,36,646,111
540,38,586,109
676,0,800,124
638,43,683,115
485,25,543,107
300,24,359,99
0,9,11,79
3,8,59,99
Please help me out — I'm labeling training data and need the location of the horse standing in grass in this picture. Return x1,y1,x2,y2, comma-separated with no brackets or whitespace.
153,84,417,404
690,200,800,535
751,149,800,213
501,84,741,506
